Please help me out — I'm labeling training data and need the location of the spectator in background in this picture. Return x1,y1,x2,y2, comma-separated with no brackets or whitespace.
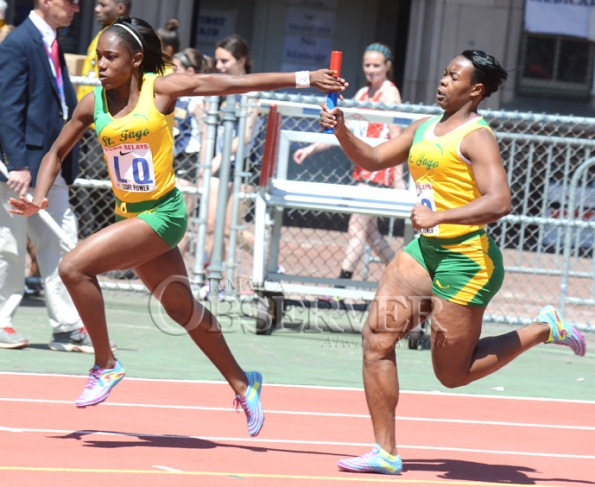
293,43,405,289
0,1,31,296
204,34,261,266
202,54,215,73
172,48,214,266
173,48,212,174
77,0,132,101
157,18,180,74
24,237,43,297
0,0,7,27
0,0,14,44
79,0,134,136
0,0,92,352
0,23,13,43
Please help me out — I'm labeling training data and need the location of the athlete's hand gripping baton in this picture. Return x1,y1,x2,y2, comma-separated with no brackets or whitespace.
324,51,343,135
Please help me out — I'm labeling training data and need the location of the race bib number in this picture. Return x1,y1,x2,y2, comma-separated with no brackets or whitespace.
105,143,156,193
416,183,439,235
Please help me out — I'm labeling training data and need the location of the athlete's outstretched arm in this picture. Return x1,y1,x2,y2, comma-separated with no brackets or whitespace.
320,104,428,171
155,70,347,100
9,94,95,216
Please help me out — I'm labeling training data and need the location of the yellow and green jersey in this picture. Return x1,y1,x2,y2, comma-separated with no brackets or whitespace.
94,73,176,215
408,115,495,238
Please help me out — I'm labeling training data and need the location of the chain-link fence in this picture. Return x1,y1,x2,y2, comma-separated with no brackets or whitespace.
66,78,595,333
247,93,595,333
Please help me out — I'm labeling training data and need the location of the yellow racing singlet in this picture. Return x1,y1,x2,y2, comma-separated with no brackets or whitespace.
94,73,176,214
408,115,495,238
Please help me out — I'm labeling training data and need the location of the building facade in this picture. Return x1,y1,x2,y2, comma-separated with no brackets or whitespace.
3,0,594,116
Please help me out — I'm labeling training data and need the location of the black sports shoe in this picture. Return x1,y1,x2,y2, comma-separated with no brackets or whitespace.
24,277,43,297
49,327,116,353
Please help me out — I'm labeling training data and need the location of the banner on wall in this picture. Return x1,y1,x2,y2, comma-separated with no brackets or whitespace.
285,7,336,35
524,0,595,41
282,35,333,65
197,9,237,44
282,0,337,75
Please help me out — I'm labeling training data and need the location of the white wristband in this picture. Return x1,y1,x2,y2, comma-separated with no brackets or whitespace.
295,71,310,88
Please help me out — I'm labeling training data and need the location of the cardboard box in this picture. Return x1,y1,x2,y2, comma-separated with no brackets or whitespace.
65,53,87,77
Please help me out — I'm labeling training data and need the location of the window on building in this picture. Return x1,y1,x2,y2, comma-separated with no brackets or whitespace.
519,33,594,100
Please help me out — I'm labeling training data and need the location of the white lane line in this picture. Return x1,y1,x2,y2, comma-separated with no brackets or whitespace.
0,371,593,404
0,397,593,431
154,465,183,472
0,426,593,461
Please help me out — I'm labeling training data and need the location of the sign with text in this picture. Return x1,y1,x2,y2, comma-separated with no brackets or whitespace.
286,7,335,35
282,35,332,65
197,9,237,44
524,0,595,40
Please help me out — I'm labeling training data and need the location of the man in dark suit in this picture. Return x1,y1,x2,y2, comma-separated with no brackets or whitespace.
0,0,92,352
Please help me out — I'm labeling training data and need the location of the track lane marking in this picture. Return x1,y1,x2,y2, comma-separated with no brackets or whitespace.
153,465,183,472
0,465,587,486
0,371,593,404
0,397,592,431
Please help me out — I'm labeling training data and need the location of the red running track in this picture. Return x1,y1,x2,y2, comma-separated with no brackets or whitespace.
0,372,593,487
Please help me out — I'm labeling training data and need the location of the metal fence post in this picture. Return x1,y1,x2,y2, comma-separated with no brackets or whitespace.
225,94,250,296
192,96,220,287
560,156,595,314
208,94,237,301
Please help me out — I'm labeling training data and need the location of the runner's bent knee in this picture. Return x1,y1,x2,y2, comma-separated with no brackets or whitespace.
362,322,400,358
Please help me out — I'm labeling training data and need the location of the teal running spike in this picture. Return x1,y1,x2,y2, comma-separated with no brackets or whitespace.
234,371,264,436
538,305,586,357
338,444,402,475
75,360,126,407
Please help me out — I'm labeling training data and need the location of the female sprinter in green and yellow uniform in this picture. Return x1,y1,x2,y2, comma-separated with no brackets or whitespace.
408,115,505,306
10,16,346,437
319,49,586,475
95,71,186,245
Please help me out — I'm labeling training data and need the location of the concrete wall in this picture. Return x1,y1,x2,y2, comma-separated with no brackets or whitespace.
403,0,525,109
77,0,196,53
73,0,539,111
250,0,379,98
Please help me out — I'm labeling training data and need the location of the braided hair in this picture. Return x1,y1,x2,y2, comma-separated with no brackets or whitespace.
461,49,508,98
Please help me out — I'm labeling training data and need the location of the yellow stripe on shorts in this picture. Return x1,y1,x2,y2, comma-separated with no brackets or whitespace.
443,233,495,306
